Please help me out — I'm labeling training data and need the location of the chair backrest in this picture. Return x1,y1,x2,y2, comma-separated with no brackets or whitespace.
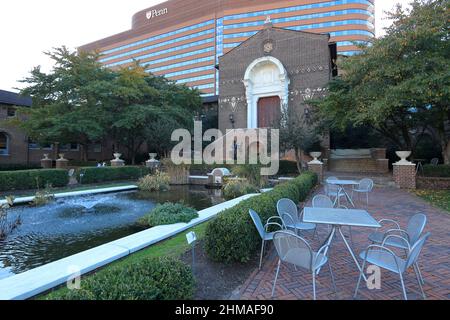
273,230,313,271
312,195,334,208
249,209,266,239
359,178,374,192
406,232,430,269
406,213,427,245
430,158,439,165
277,199,299,223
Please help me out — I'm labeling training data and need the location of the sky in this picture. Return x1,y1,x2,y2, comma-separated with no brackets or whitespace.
0,0,411,92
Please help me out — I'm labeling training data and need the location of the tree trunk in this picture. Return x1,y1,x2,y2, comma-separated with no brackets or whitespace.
295,148,302,174
442,140,450,165
81,144,88,162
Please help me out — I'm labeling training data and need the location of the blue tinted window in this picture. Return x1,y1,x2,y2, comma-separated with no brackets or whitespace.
147,56,215,73
176,74,215,84
101,19,215,55
164,65,215,78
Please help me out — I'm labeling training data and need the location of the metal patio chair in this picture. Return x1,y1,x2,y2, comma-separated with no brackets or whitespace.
325,176,346,205
368,213,427,284
351,178,374,206
430,158,439,166
276,198,316,237
271,230,337,300
249,209,284,270
355,232,431,300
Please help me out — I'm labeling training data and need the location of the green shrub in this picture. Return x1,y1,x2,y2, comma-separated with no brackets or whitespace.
223,179,259,200
0,163,41,171
277,160,299,176
76,166,150,184
0,169,69,191
49,257,195,300
138,202,199,228
205,171,317,263
423,165,450,178
137,171,170,192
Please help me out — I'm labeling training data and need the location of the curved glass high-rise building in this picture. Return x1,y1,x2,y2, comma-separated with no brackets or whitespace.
80,0,375,97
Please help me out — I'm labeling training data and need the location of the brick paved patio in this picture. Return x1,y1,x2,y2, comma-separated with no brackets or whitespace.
239,187,450,300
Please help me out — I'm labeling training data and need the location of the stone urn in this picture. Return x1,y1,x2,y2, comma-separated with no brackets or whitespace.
56,153,69,169
146,153,160,171
309,152,322,164
41,154,53,169
395,151,412,164
111,153,125,167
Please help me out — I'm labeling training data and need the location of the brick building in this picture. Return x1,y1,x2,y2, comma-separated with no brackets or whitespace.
0,89,111,166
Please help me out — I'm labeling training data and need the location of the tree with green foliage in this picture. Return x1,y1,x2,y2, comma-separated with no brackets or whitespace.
15,47,114,161
14,47,202,164
313,0,450,162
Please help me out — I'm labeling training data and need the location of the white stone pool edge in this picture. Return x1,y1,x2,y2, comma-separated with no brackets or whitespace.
0,185,139,206
0,192,258,300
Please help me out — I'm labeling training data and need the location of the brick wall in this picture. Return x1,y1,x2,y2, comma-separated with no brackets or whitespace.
393,164,416,189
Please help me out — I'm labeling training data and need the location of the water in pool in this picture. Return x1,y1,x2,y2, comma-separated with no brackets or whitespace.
0,185,223,279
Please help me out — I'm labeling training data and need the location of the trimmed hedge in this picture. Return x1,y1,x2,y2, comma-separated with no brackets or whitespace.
49,256,195,300
223,179,260,200
423,165,450,178
0,169,69,191
0,163,41,171
76,166,150,184
205,171,317,263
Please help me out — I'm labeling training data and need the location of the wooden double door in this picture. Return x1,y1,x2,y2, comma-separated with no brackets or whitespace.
257,96,280,128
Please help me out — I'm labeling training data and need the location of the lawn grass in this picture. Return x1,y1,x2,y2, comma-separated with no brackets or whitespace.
414,189,450,213
41,222,208,299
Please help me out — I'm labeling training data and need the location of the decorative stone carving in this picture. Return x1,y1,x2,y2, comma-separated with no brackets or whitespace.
55,153,69,169
111,153,125,167
395,151,413,165
146,153,160,171
41,154,53,169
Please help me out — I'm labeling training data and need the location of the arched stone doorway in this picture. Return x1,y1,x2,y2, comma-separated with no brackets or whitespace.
243,56,290,129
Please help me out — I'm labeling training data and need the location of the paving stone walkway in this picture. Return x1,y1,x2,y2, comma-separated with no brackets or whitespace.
239,187,450,300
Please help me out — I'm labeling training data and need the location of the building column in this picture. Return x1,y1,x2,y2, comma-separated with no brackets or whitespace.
393,163,416,189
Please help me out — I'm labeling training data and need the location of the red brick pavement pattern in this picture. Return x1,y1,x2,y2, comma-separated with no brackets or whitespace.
239,187,450,300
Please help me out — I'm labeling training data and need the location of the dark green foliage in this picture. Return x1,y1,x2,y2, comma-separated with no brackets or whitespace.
205,172,317,263
138,202,198,227
0,164,41,171
277,160,300,175
223,180,259,200
0,169,69,191
423,165,450,178
76,166,150,184
49,257,195,300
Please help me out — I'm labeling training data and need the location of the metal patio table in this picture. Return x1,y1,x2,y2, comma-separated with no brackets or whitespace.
326,179,359,207
303,207,381,281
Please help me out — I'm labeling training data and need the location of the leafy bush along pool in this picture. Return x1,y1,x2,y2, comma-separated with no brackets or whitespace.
0,185,224,280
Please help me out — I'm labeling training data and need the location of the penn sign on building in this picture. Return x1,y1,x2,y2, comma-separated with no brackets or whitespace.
79,0,375,98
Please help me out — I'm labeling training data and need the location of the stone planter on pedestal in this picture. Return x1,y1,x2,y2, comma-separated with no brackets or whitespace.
41,154,53,169
111,153,125,167
393,151,416,189
146,153,160,172
308,152,324,182
55,154,69,169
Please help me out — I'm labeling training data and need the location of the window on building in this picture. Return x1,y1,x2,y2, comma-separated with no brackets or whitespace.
0,132,9,155
7,107,16,118
28,140,53,150
60,143,79,151
88,143,102,153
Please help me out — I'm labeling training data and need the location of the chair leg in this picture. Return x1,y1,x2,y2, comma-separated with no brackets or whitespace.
415,262,425,285
399,272,408,300
413,264,426,300
366,192,369,206
312,271,316,300
259,240,265,270
328,262,337,295
271,259,281,298
312,227,317,240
